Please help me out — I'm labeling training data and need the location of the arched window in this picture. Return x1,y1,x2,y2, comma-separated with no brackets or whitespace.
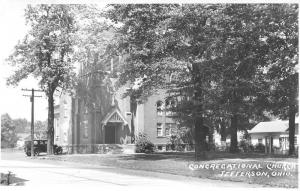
156,100,163,116
165,98,176,116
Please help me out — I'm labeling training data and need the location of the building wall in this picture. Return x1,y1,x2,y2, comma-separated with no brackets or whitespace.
113,85,178,146
250,133,282,147
136,103,144,135
250,132,299,150
142,89,176,145
54,93,72,146
213,130,245,146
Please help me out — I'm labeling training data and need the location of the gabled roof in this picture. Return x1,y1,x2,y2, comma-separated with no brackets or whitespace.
101,107,128,126
248,119,299,134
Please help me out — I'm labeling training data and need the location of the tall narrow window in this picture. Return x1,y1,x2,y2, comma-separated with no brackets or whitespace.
156,100,163,116
165,124,171,136
258,138,262,144
83,107,88,138
165,98,176,116
157,123,163,137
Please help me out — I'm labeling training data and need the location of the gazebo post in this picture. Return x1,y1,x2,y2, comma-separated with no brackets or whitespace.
265,137,268,154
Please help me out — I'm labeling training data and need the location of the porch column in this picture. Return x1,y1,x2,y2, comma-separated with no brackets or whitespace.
269,136,272,154
102,124,106,144
265,137,267,154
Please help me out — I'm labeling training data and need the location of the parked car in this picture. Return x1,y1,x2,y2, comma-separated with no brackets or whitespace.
24,140,63,156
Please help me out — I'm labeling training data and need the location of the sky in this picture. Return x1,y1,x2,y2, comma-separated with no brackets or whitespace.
0,3,48,121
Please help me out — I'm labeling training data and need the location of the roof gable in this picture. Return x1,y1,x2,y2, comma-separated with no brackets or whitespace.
101,107,128,125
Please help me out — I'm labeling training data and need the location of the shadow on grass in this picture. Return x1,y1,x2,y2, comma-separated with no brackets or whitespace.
0,172,28,186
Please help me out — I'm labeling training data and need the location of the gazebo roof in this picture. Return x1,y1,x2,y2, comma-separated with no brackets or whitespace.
248,119,299,134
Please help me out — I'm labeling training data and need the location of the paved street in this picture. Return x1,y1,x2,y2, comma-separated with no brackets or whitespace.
0,150,287,189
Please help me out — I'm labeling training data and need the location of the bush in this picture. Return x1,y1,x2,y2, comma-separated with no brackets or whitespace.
168,134,185,151
135,133,154,153
239,140,251,153
254,143,265,153
248,144,254,152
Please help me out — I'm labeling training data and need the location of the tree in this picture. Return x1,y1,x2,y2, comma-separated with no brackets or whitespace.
6,5,77,154
204,4,277,152
13,118,30,133
105,4,228,159
259,4,298,155
105,4,298,157
72,5,119,148
1,114,19,148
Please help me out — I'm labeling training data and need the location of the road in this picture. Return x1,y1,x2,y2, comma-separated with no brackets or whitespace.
0,150,270,189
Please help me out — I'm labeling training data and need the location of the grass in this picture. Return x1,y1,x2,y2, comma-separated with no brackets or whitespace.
38,151,298,188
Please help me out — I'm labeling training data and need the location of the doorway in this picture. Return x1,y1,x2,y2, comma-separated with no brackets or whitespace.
105,125,116,144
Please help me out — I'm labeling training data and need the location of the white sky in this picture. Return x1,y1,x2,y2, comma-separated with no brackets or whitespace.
0,2,49,121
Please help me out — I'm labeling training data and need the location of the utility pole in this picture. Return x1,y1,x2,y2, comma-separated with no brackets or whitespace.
22,88,43,157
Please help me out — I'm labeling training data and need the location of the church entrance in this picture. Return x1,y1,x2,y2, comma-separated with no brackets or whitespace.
101,107,131,145
105,125,116,144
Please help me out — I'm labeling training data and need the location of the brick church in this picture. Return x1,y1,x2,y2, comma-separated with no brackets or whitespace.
53,56,194,154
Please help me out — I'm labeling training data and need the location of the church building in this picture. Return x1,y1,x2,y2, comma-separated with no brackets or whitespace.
53,56,187,154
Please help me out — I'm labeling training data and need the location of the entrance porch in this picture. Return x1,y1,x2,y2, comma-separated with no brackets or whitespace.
101,107,131,145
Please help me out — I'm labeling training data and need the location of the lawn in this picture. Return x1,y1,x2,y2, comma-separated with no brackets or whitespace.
38,151,298,188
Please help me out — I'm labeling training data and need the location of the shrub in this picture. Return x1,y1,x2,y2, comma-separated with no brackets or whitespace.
239,140,251,152
169,134,185,151
248,144,254,152
135,133,154,153
255,143,265,153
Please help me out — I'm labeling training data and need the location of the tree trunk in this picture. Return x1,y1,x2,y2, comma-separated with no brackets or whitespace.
191,62,207,160
220,119,227,142
208,126,214,151
230,114,238,153
194,116,207,160
47,90,55,155
288,104,296,156
130,96,137,143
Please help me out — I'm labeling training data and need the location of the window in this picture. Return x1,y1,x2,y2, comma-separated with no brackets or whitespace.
165,98,176,116
165,125,170,136
157,123,163,137
64,101,68,118
171,125,177,135
165,99,172,116
295,136,297,145
165,123,177,136
156,101,163,116
82,108,88,138
83,120,88,138
258,138,263,144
